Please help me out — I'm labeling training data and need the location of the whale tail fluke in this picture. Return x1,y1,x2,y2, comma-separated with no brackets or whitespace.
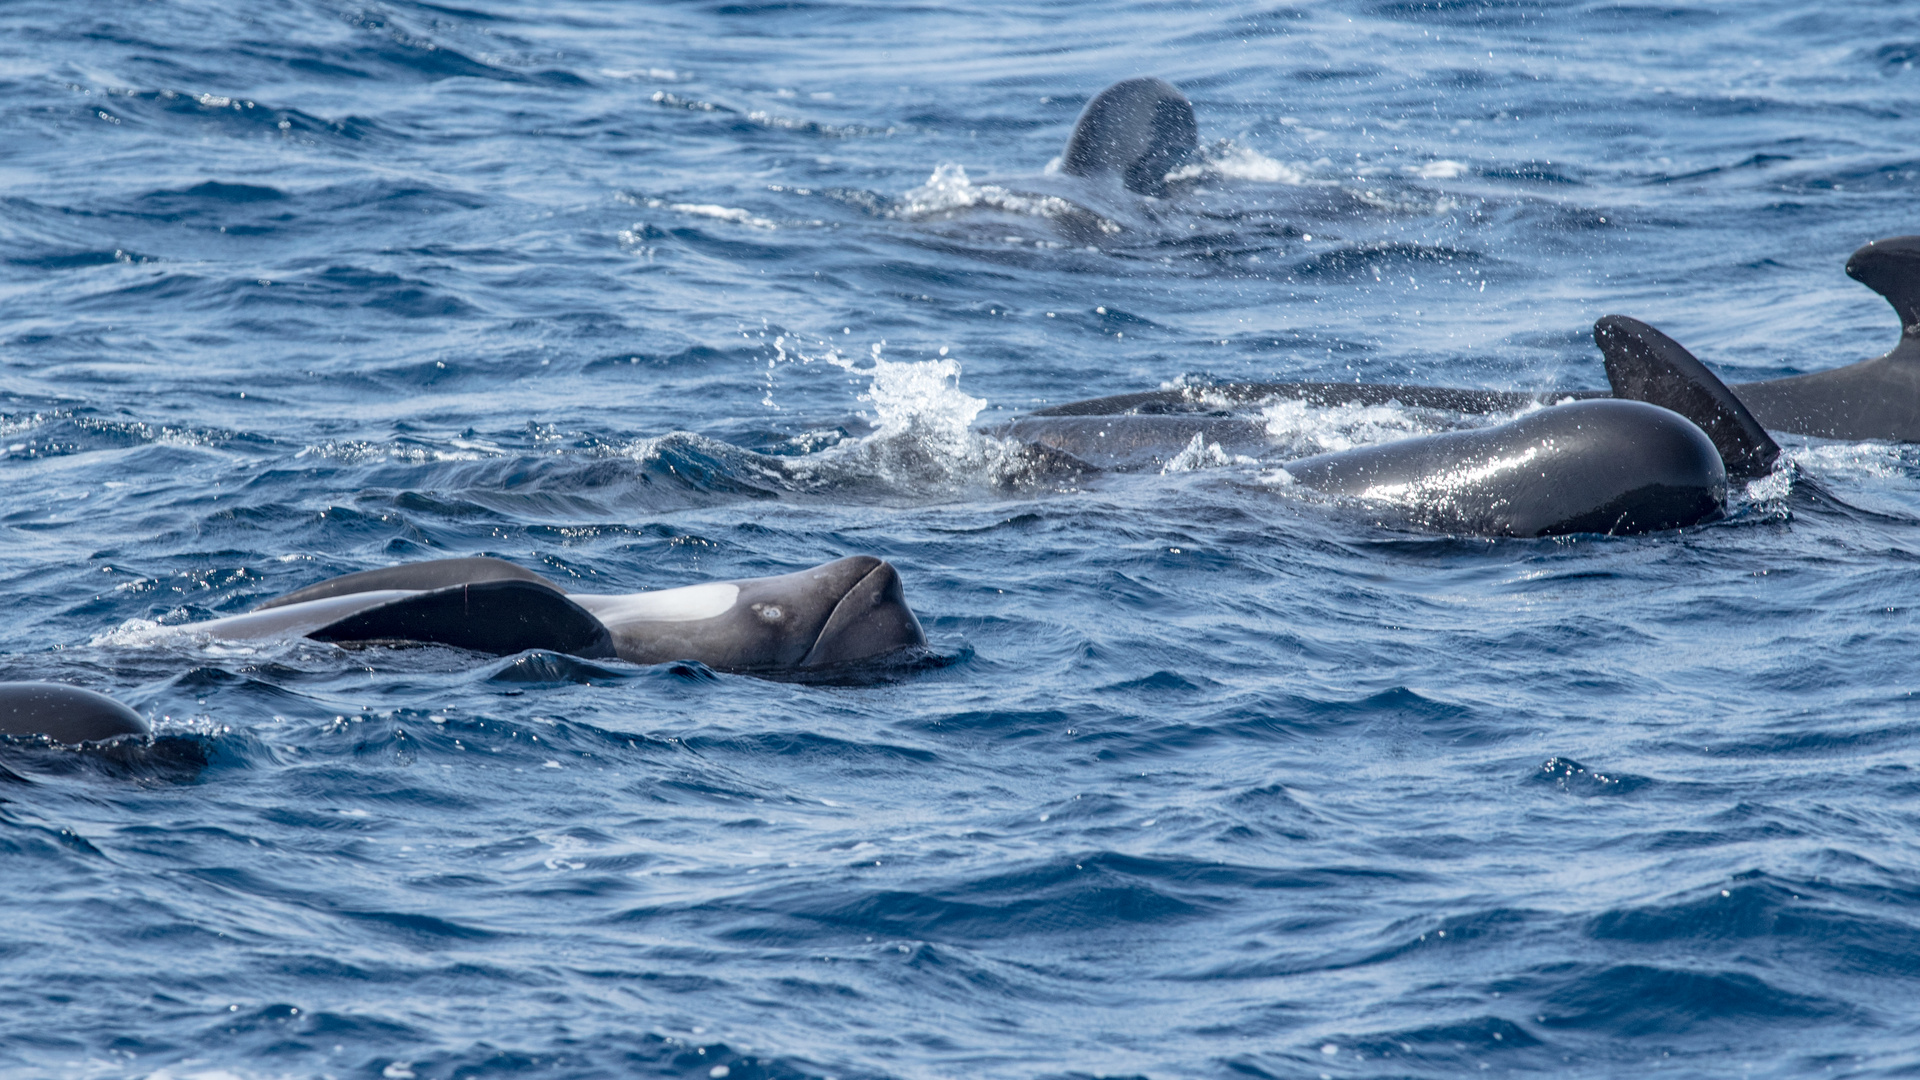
1061,78,1197,196
1594,315,1781,480
1845,236,1920,357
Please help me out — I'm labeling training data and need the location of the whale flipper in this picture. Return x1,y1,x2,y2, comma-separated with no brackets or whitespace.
1061,78,1197,196
1729,236,1920,441
1594,315,1780,479
0,683,148,743
256,557,558,611
308,580,616,659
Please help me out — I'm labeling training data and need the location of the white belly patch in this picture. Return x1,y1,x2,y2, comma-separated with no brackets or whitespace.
573,583,740,624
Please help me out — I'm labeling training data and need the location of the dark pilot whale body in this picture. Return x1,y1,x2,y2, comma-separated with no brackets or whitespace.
1005,398,1727,537
0,557,925,744
1060,77,1198,196
1279,399,1725,536
192,555,927,673
1601,237,1920,442
0,683,148,743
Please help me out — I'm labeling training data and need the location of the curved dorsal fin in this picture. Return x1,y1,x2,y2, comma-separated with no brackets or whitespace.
1594,315,1781,480
1060,78,1197,196
1845,235,1920,357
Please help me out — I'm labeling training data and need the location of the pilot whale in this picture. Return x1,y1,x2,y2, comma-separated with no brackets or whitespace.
1059,77,1198,197
1024,307,1792,487
0,683,148,743
188,554,927,673
0,557,926,744
1601,236,1920,442
1003,398,1726,537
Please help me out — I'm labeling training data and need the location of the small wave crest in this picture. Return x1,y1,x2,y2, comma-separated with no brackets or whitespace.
894,164,1120,234
1168,142,1324,186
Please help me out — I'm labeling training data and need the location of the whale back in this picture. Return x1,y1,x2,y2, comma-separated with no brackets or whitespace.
1282,399,1726,537
0,683,148,743
255,556,556,611
1594,315,1780,479
1846,235,1920,357
1061,78,1197,196
306,580,616,659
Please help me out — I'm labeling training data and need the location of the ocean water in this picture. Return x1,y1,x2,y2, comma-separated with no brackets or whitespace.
4,1,1920,1077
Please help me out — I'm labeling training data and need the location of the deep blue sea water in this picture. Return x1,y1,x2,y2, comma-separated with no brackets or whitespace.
5,1,1920,1077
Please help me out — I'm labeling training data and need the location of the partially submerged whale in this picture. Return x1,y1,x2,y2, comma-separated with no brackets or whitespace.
189,555,927,673
0,683,148,743
1602,236,1920,442
1003,398,1727,537
1059,77,1198,197
0,557,925,744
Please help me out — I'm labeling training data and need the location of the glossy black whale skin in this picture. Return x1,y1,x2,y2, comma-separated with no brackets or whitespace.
1280,399,1726,536
1002,399,1727,537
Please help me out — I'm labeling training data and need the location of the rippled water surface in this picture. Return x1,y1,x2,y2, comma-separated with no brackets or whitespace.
6,1,1920,1077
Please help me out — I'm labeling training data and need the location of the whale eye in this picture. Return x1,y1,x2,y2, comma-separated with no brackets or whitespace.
754,604,783,622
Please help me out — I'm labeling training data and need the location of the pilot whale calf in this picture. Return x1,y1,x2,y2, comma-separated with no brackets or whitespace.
0,683,148,743
1004,399,1726,537
183,555,926,674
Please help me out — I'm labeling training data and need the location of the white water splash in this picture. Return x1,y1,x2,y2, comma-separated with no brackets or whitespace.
1161,433,1233,474
1261,398,1440,456
837,345,985,448
1167,144,1321,185
647,198,777,229
896,164,1119,233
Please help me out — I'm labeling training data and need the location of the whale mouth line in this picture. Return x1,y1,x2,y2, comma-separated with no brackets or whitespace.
803,561,890,666
796,560,925,669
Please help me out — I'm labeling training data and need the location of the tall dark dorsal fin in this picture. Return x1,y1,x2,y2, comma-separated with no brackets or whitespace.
308,579,615,659
256,557,558,611
1845,235,1920,357
1061,78,1197,196
1594,315,1781,480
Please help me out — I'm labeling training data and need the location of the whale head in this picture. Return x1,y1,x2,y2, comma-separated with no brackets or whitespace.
578,556,927,672
1060,77,1198,196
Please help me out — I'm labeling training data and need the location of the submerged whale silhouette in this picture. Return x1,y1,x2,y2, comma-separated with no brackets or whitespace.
0,556,928,743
